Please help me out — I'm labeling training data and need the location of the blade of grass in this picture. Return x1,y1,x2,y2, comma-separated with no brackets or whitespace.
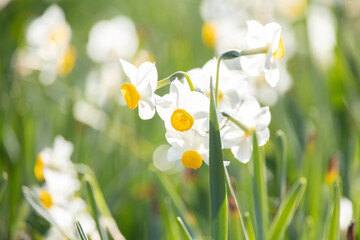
177,216,193,240
22,186,75,239
0,172,8,202
76,220,89,240
76,164,126,240
268,178,307,240
85,180,108,240
251,133,268,240
224,168,248,240
328,178,341,240
275,131,287,202
244,212,256,240
152,167,200,239
209,78,228,240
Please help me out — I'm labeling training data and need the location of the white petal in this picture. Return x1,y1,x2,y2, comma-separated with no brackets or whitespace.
153,144,175,171
167,146,183,162
264,22,281,53
136,61,157,92
264,60,279,87
240,55,265,76
138,98,155,120
155,94,174,121
256,127,270,146
120,59,137,83
231,141,252,163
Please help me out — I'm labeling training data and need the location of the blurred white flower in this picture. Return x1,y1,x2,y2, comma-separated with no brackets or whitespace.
85,62,123,107
156,78,209,132
307,4,336,68
339,197,353,231
221,97,271,163
166,129,209,169
240,20,285,87
0,0,11,11
26,5,71,62
248,63,292,106
34,136,74,181
187,58,249,112
87,16,139,63
120,59,158,120
73,100,107,130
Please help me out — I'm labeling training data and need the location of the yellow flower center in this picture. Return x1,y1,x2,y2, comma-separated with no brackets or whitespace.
202,21,216,49
39,190,53,209
57,45,76,76
171,109,194,132
121,83,140,110
207,90,224,102
49,24,69,46
273,37,285,60
181,150,203,169
34,154,45,181
245,127,255,138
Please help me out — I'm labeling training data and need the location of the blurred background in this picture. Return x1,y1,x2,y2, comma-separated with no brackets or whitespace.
0,0,360,239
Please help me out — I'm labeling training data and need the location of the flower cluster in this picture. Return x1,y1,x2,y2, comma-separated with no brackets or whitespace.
120,20,285,168
15,5,76,85
33,136,100,239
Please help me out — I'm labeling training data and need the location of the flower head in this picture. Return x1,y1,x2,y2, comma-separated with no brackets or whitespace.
166,129,209,169
221,97,271,163
120,59,158,120
156,79,209,132
240,20,285,87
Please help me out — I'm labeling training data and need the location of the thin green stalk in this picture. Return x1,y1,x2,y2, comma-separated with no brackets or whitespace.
275,130,287,203
222,112,251,134
251,133,268,240
244,212,256,240
177,217,193,240
215,46,268,107
76,220,89,240
156,71,195,91
224,168,249,240
328,178,341,240
209,78,228,240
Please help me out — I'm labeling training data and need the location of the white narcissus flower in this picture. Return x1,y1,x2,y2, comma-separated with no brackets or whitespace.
87,16,139,63
240,20,285,87
34,136,74,181
187,58,249,112
156,79,209,132
26,4,71,61
166,129,209,169
120,59,158,120
221,97,271,163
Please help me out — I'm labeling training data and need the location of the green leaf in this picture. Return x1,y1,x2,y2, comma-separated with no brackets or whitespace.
76,220,89,240
244,212,256,240
275,130,287,202
251,133,268,240
209,78,228,240
225,168,249,240
0,172,8,202
22,186,75,239
152,168,200,239
268,178,307,240
86,180,108,240
328,179,341,240
177,216,193,240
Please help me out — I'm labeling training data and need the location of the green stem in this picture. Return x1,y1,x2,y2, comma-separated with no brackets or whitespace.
156,71,195,91
222,112,251,134
215,46,268,107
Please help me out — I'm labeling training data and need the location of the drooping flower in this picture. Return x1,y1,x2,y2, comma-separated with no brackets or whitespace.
156,78,209,132
221,97,271,163
120,59,158,120
187,58,249,111
240,20,285,87
87,16,139,63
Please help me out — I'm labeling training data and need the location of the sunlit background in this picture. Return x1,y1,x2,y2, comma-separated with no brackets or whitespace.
1,0,360,239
